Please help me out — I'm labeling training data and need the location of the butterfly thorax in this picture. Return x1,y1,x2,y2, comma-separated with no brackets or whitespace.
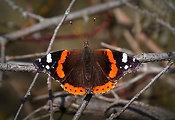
82,46,93,83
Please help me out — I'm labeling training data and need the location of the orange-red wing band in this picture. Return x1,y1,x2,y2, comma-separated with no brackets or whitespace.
61,83,86,95
56,50,70,78
104,49,118,78
93,81,116,94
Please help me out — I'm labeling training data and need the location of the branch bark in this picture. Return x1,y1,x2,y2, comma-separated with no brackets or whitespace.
31,96,175,120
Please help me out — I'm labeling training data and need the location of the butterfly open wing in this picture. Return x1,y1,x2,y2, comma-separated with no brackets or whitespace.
34,48,140,95
94,49,140,81
33,50,81,82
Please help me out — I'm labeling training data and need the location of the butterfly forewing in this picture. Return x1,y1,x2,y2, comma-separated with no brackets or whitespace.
94,49,140,82
33,50,82,82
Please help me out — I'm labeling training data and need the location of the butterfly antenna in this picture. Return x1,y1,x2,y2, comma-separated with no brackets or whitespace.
85,17,97,44
69,20,85,42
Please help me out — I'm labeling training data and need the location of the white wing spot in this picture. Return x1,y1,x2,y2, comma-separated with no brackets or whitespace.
38,58,41,62
45,65,50,69
46,54,52,63
124,65,129,70
133,58,136,62
122,53,128,63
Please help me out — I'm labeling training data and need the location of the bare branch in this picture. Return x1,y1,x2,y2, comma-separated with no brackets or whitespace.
14,73,39,120
14,0,77,119
126,2,175,35
0,37,6,85
3,0,131,42
4,0,44,21
0,52,175,72
107,61,174,119
105,99,175,120
6,52,46,61
135,52,175,63
0,62,36,72
46,0,76,54
73,94,93,120
25,96,175,120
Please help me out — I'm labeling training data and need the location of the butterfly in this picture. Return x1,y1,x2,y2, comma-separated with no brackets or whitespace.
34,42,140,95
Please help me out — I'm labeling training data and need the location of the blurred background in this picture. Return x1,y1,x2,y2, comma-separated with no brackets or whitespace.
0,0,175,119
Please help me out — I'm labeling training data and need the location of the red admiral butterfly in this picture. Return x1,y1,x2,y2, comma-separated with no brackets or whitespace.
34,42,140,95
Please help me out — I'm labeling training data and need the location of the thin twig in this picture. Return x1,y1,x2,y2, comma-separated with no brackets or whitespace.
101,42,134,55
33,91,68,101
0,62,36,72
110,90,120,99
23,106,47,120
45,0,76,119
3,0,131,42
135,52,175,63
162,0,175,12
0,38,6,85
14,73,39,120
107,61,174,120
46,0,76,54
105,99,175,120
47,77,54,120
115,72,149,91
4,0,44,21
6,52,46,61
73,94,93,120
126,2,175,35
14,0,76,119
95,95,116,103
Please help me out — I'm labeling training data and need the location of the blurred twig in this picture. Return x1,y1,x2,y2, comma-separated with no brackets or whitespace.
24,95,175,120
6,52,46,61
0,37,6,85
14,0,77,119
126,2,175,35
107,61,174,120
4,0,44,21
3,0,131,42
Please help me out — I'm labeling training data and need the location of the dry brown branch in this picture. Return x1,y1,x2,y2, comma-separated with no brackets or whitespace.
24,95,175,120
